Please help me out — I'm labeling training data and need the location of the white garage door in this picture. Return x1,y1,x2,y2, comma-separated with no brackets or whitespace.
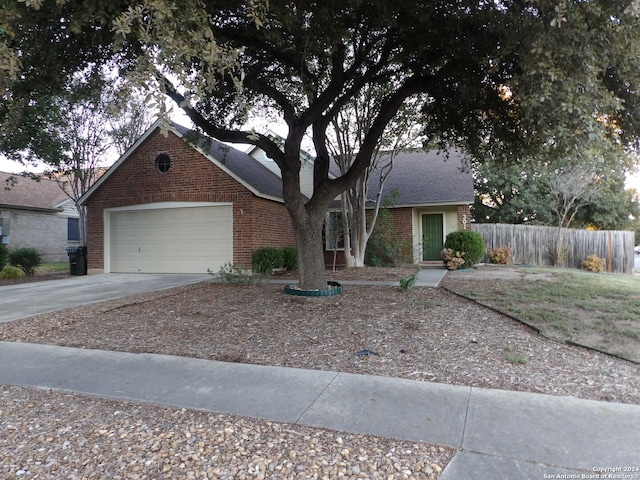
109,205,233,273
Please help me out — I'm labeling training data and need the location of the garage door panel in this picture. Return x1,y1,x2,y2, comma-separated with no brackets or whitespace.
110,205,232,273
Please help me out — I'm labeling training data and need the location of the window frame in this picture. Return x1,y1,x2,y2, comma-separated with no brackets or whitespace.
325,210,345,251
67,217,80,242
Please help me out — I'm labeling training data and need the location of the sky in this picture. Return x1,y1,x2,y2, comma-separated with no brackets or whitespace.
0,155,30,174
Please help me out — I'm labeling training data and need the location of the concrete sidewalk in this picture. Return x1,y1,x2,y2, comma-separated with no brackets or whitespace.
1,341,638,479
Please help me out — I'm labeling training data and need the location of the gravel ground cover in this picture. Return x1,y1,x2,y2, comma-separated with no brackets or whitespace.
1,266,638,478
0,385,452,479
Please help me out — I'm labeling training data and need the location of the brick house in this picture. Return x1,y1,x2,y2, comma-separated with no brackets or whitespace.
80,122,473,274
79,122,295,274
0,172,80,262
324,150,474,266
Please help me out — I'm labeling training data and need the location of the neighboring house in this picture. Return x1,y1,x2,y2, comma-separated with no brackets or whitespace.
325,150,474,266
79,122,295,274
0,172,81,262
79,122,473,274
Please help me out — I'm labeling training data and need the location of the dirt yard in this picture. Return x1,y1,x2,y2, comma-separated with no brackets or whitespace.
1,266,638,405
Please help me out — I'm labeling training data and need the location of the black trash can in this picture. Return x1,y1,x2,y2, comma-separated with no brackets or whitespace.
66,246,87,276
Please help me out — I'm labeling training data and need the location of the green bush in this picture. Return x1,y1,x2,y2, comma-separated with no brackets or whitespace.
9,247,42,276
281,246,298,271
0,265,24,280
211,263,263,285
252,247,284,274
443,230,485,269
0,243,8,270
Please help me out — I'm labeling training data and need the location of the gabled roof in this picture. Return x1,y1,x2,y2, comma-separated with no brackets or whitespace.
0,172,68,212
80,121,286,205
79,121,473,208
331,149,473,207
245,129,315,165
370,149,474,206
172,124,285,201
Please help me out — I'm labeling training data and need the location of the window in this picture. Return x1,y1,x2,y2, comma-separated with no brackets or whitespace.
68,217,80,241
325,211,345,250
155,153,172,173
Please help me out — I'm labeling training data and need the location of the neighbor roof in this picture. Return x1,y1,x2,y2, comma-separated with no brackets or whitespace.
0,172,68,212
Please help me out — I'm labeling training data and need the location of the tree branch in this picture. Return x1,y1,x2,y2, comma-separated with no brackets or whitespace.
330,76,426,194
161,75,286,168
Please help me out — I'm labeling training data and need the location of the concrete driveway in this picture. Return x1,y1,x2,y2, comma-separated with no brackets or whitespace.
0,273,212,323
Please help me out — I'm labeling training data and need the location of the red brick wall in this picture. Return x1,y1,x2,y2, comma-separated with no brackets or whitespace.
84,129,295,271
387,207,413,236
457,204,471,230
323,207,414,268
236,196,296,267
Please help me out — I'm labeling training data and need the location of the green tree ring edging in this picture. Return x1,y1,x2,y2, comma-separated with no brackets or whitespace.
283,281,343,297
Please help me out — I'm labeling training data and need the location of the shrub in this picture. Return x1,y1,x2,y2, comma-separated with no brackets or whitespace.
0,243,8,269
366,229,414,267
8,247,42,276
399,269,420,292
488,246,512,264
583,254,605,273
281,246,298,271
548,243,571,267
252,247,284,274
210,263,263,285
441,248,466,270
365,189,414,267
443,230,485,268
0,265,24,280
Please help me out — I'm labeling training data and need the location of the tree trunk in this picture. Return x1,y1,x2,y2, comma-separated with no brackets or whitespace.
341,192,357,268
77,204,88,247
281,161,330,290
293,214,328,290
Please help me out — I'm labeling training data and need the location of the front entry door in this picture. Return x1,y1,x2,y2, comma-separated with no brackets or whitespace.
422,214,443,261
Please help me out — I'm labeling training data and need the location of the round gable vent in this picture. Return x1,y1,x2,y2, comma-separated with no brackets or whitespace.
155,153,172,173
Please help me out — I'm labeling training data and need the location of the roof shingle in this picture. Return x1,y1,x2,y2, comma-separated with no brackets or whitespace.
372,149,474,205
332,149,474,206
173,124,285,201
0,172,67,211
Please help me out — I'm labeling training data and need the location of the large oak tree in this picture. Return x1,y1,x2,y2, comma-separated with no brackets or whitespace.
3,0,640,289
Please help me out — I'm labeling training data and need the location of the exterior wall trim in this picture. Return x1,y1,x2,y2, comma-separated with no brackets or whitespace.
105,201,233,212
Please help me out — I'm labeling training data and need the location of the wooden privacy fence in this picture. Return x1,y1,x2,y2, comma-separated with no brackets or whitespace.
471,223,636,275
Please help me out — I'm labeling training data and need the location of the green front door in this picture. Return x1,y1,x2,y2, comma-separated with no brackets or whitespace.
422,214,443,261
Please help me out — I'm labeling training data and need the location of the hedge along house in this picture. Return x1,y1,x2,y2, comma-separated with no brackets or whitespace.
0,172,81,262
79,122,295,274
324,149,474,266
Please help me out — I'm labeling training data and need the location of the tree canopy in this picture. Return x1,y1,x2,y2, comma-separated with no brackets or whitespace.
3,0,640,288
473,146,640,229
